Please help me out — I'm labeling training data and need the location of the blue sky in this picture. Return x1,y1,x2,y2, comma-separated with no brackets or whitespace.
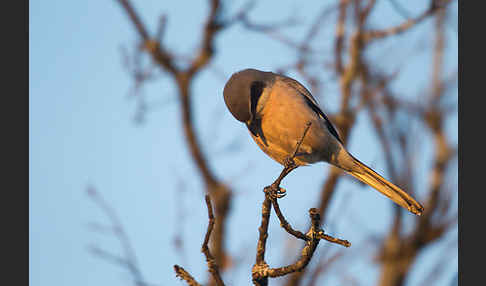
30,1,457,285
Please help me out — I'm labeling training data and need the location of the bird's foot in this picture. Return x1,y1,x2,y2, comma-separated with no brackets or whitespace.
264,184,287,199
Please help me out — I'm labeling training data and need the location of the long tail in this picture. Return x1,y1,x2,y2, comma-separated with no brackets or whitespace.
343,154,424,216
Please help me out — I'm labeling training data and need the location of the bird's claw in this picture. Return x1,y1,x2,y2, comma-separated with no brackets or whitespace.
264,185,287,199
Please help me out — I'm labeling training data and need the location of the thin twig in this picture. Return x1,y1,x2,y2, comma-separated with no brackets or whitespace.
291,122,313,159
174,265,202,286
271,199,308,241
252,195,272,286
316,231,351,248
201,195,226,286
173,195,226,286
253,208,349,285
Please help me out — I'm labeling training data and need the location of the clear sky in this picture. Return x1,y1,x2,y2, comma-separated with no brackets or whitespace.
30,1,457,285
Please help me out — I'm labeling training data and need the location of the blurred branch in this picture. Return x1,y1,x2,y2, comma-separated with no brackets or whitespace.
235,2,303,50
307,250,346,286
114,2,233,282
418,234,457,286
283,1,457,285
172,170,189,265
335,0,350,74
86,186,149,286
362,0,453,43
235,5,299,33
375,7,457,286
115,0,225,188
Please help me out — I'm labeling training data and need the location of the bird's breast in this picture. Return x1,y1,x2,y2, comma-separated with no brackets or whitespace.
248,82,338,166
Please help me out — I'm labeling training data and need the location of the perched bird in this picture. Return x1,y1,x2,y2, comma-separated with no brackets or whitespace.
223,68,424,215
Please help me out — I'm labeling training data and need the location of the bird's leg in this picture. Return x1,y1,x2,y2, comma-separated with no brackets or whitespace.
265,122,312,199
265,161,298,199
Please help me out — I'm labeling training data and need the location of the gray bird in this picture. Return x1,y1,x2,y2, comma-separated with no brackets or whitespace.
223,68,424,216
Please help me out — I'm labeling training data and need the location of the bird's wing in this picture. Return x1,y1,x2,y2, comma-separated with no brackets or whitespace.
280,76,343,143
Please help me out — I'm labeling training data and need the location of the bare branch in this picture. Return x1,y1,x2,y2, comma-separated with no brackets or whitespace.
201,195,226,286
335,0,350,73
252,207,349,286
174,265,202,286
307,251,346,286
271,198,308,241
316,231,351,248
375,7,457,286
114,1,233,279
174,195,226,286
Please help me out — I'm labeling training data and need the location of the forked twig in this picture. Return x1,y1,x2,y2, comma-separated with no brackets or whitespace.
271,199,351,248
252,207,350,286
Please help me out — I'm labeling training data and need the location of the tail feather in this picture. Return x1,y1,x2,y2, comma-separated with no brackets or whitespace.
346,156,424,216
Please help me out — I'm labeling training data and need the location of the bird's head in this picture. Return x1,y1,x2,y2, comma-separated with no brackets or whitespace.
223,69,275,124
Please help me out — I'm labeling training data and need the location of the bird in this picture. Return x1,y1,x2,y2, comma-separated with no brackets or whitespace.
223,68,424,216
